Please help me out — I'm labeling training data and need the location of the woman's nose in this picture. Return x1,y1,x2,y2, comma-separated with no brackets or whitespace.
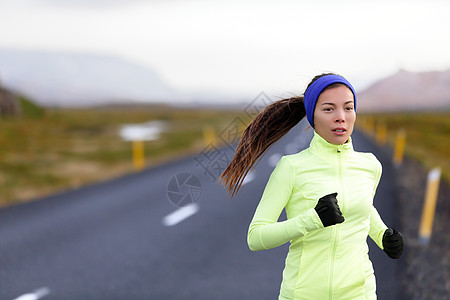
335,110,346,123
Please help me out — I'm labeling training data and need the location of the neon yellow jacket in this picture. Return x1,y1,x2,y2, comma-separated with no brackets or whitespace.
248,132,388,300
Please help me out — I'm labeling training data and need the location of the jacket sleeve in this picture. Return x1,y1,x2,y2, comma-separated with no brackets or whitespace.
247,156,323,252
368,156,388,249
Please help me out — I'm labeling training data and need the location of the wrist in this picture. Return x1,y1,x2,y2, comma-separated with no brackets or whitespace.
302,208,324,231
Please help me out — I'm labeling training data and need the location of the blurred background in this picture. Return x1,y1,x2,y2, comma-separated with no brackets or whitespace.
0,0,449,299
0,0,449,205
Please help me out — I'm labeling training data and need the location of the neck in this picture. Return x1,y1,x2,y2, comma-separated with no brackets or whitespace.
310,131,354,154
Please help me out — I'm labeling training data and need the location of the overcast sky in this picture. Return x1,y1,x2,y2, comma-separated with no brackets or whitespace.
0,0,449,99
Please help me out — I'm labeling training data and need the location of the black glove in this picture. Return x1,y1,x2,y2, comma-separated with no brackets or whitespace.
382,228,404,259
314,192,345,227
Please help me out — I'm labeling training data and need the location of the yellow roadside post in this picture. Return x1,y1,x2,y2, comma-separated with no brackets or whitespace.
357,117,365,133
361,118,368,133
203,125,217,147
132,140,145,171
393,129,406,166
376,122,387,146
365,118,374,137
419,168,441,245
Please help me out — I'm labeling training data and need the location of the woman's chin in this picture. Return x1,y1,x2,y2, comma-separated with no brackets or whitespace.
326,134,350,145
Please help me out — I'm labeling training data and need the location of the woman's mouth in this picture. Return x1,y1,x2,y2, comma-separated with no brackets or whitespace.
332,128,346,135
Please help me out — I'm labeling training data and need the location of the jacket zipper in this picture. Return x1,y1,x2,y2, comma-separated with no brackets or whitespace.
328,147,344,300
338,146,346,213
328,226,339,300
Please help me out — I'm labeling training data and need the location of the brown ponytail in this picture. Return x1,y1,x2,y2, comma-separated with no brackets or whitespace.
219,96,306,198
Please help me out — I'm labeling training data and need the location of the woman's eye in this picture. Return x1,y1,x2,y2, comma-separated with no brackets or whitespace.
346,106,354,111
323,107,332,112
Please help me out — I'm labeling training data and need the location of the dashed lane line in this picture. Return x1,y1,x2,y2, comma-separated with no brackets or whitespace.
12,287,50,300
162,203,199,226
242,171,255,185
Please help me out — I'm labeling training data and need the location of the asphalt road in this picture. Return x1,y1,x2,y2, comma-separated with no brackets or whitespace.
0,119,403,300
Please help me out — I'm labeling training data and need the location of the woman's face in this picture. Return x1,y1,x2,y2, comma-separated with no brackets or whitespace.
313,85,356,145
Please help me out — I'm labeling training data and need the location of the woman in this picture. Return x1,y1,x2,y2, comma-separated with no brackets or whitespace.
220,73,404,300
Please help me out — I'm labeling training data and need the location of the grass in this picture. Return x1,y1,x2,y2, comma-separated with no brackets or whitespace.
0,104,249,208
357,111,450,183
1,102,448,208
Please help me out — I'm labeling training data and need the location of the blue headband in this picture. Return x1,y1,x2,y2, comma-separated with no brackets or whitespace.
304,74,356,128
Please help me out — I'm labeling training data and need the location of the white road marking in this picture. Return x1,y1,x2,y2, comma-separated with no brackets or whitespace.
12,287,50,300
268,153,282,167
163,203,199,226
242,171,255,185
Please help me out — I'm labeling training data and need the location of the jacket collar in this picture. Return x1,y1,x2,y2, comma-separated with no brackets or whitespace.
309,131,354,154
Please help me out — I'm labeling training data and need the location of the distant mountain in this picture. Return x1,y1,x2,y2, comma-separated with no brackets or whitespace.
357,69,450,112
0,49,180,107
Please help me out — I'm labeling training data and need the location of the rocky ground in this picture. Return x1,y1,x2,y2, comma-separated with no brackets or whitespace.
395,156,449,299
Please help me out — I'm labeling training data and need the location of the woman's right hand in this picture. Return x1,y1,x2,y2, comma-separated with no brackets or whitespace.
314,192,345,227
382,228,404,259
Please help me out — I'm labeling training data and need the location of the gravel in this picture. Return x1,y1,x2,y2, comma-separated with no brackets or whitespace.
395,156,450,299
